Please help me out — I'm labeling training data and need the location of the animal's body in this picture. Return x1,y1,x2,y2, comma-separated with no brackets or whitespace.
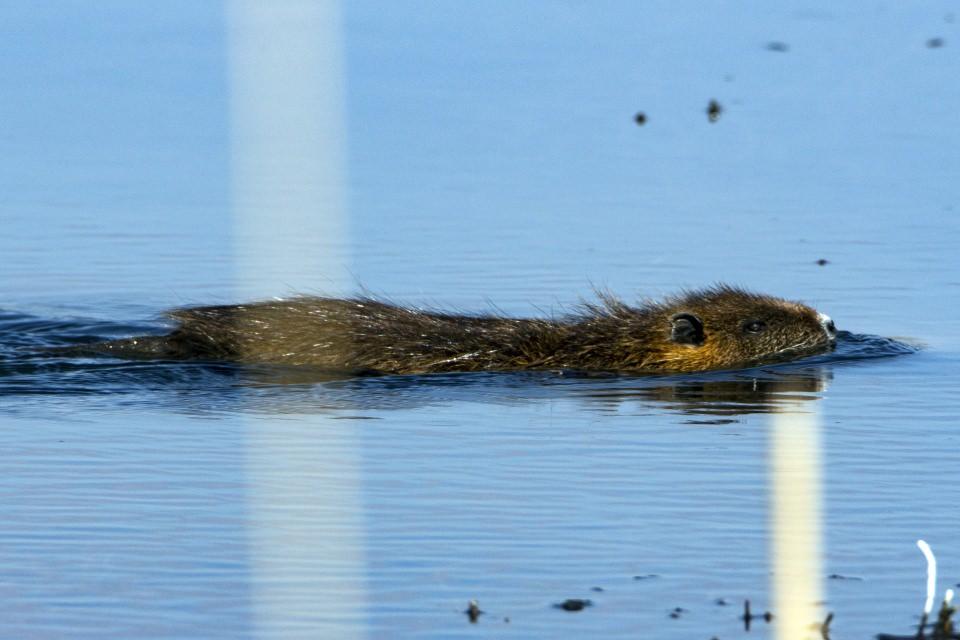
89,286,837,375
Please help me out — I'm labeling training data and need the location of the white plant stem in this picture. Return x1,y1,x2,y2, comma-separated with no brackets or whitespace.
917,539,936,615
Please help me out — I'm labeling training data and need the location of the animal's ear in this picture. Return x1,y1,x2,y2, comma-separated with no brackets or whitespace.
670,313,704,346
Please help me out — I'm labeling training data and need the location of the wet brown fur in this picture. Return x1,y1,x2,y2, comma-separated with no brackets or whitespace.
94,286,834,375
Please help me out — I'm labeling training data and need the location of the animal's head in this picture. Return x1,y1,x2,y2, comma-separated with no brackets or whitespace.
654,286,836,372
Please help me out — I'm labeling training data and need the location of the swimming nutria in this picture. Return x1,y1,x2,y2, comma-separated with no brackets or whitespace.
88,286,838,375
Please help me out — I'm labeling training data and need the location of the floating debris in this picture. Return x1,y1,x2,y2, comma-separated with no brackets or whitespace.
877,540,960,639
821,611,835,639
464,599,483,623
927,37,945,49
554,598,592,612
669,607,687,619
817,258,830,266
633,574,659,581
936,590,956,638
877,595,958,639
766,41,790,52
634,111,647,126
707,99,723,123
741,599,775,630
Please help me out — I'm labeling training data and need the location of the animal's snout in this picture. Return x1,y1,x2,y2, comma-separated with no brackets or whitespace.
818,312,837,341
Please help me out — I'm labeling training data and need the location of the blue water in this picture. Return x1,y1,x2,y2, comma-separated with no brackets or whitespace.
1,2,959,638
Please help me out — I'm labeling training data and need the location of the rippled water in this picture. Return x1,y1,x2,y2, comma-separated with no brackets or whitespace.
2,2,960,639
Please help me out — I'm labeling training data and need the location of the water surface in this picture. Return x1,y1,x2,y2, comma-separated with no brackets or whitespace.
1,2,959,639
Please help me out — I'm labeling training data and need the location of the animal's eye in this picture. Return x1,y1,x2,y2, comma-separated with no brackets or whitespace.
743,320,767,334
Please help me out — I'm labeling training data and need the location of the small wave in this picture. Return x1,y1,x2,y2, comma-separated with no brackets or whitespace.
794,330,919,364
0,310,164,352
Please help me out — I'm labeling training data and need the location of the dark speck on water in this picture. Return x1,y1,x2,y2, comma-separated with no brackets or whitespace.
707,99,723,122
822,612,835,637
464,599,483,623
817,258,830,266
634,111,647,126
765,41,790,52
927,37,945,49
684,418,738,425
555,599,592,612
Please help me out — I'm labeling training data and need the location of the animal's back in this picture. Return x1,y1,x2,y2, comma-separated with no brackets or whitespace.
164,297,560,373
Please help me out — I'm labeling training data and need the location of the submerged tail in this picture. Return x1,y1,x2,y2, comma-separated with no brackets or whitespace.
45,335,178,360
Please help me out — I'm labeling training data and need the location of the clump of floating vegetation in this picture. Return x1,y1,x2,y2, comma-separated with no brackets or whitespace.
873,540,957,639
876,593,956,639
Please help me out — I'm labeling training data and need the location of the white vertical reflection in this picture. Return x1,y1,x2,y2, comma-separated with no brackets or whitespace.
228,0,349,298
771,404,824,640
227,2,365,638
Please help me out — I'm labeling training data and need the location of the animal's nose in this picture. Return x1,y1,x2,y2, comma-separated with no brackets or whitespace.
818,312,837,340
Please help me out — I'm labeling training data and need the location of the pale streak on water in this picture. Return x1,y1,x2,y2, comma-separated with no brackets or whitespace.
771,404,824,639
227,1,364,638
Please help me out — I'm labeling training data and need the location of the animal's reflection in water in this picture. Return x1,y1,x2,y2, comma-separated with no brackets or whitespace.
573,370,829,417
228,364,832,418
